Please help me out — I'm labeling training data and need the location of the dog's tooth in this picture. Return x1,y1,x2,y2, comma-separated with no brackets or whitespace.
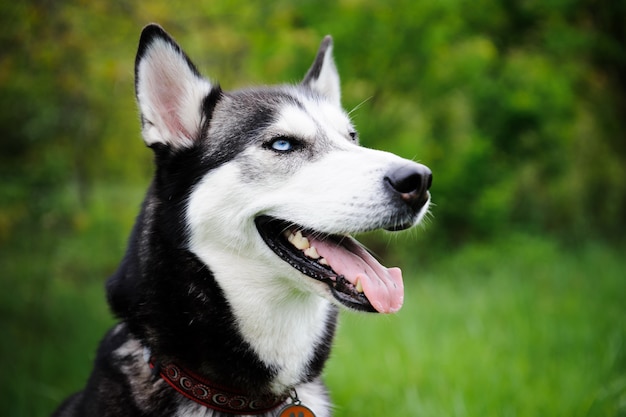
304,246,320,259
319,257,329,266
283,230,293,240
355,278,364,294
291,230,310,250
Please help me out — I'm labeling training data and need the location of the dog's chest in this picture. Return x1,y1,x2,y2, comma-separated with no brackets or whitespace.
112,328,330,417
226,282,337,392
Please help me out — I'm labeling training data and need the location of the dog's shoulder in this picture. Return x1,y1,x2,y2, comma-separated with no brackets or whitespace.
54,324,179,417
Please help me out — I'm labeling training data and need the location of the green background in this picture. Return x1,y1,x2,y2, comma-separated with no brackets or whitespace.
1,1,624,416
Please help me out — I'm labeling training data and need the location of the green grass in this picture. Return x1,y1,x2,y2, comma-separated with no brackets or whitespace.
0,184,137,417
1,186,624,416
326,236,626,417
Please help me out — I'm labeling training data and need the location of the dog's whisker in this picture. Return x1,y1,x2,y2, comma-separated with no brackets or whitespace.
348,96,373,116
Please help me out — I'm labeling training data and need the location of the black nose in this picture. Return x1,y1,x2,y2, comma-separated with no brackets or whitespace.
384,163,432,210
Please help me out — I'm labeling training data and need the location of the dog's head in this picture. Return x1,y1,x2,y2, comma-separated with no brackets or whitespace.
134,24,431,314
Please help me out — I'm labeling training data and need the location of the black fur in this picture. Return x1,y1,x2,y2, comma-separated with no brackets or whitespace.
53,25,339,417
106,185,279,390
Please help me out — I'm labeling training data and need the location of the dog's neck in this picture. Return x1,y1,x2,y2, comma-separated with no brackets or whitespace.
188,246,340,394
108,201,338,395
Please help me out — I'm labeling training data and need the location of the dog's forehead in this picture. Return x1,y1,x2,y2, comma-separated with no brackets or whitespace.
275,102,351,139
271,105,318,138
221,86,352,138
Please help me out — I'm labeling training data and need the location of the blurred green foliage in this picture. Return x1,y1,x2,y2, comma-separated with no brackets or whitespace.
1,1,625,416
1,0,625,247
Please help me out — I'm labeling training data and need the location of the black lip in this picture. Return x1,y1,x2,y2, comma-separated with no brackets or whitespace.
254,216,376,312
384,222,414,232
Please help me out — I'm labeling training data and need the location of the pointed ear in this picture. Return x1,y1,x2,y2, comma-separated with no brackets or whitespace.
135,24,218,149
302,36,341,107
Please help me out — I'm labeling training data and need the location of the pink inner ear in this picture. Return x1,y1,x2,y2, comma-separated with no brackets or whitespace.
151,73,194,141
160,97,193,141
172,119,193,142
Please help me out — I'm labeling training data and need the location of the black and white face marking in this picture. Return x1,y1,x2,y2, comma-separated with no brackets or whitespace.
186,86,431,317
134,25,431,392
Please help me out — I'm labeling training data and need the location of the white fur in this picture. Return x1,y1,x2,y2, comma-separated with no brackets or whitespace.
302,99,355,140
185,95,430,395
186,163,335,393
272,106,319,139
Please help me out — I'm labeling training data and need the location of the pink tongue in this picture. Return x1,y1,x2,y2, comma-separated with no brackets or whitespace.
309,236,404,313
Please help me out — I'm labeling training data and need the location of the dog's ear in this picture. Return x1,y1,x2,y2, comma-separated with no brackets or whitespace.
302,36,341,107
135,24,218,149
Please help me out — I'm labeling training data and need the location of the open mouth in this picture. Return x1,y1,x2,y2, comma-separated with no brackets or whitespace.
255,216,404,313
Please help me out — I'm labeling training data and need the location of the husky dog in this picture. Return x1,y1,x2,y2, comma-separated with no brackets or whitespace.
53,24,432,417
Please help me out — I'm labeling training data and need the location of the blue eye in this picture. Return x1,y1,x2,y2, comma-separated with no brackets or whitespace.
269,137,296,152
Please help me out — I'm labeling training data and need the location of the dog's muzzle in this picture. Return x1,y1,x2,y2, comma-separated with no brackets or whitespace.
254,161,432,313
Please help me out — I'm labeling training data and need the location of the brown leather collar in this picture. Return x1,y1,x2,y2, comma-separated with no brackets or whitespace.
149,358,289,414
